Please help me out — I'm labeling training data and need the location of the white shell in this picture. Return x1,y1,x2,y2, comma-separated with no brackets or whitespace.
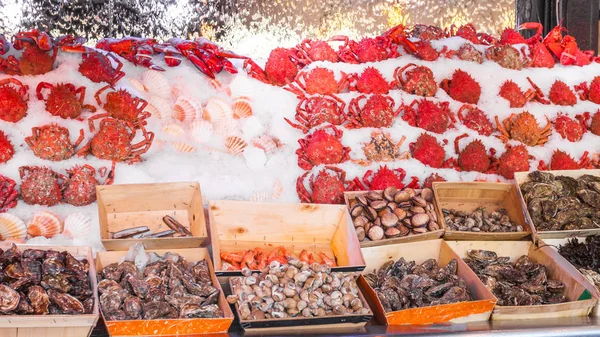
190,120,214,144
0,213,26,240
142,70,171,99
203,97,233,123
148,96,172,122
250,192,271,202
27,210,63,238
272,179,283,199
63,213,91,239
225,136,247,155
214,118,239,137
229,74,256,98
208,78,232,96
173,95,203,123
252,135,278,154
172,142,196,153
162,123,186,137
129,78,147,93
232,96,253,119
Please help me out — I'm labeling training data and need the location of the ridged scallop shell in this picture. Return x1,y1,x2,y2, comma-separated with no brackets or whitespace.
203,97,233,123
229,74,256,98
27,210,63,238
225,136,247,155
232,96,253,119
148,96,172,122
190,120,214,144
208,78,232,96
214,118,239,137
0,213,26,240
173,95,203,123
250,192,271,202
162,123,186,137
62,213,91,239
272,179,283,199
252,135,278,154
172,142,196,153
129,78,147,93
142,70,171,99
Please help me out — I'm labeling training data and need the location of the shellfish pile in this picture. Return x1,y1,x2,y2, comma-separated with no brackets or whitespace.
0,244,94,315
220,246,336,271
364,257,471,312
226,261,370,320
98,252,223,320
558,236,600,290
464,249,566,306
0,211,91,242
520,171,600,231
347,187,440,242
443,207,524,233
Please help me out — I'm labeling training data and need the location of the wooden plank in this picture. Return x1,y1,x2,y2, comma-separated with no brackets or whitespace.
16,327,94,337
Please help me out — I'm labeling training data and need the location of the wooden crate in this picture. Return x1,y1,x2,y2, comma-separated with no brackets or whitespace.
514,169,600,242
0,244,99,337
447,240,598,320
96,181,207,250
96,248,234,336
209,200,365,276
360,239,496,325
540,238,600,317
432,182,531,241
344,191,445,248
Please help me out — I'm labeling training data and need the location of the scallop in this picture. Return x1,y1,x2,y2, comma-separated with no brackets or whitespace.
172,142,196,153
190,120,213,144
208,78,232,96
252,135,278,154
62,213,91,239
272,179,283,199
250,192,271,202
162,123,186,137
27,210,63,238
225,136,247,155
0,213,26,240
214,118,239,137
232,96,252,119
229,74,256,98
148,96,172,121
203,97,232,123
142,70,171,99
128,78,147,93
173,95,203,123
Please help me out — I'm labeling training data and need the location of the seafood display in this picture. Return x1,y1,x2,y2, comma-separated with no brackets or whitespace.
109,216,192,239
226,261,370,320
519,171,600,231
98,252,223,320
364,257,472,312
0,211,91,241
443,208,524,233
347,187,440,242
0,244,94,315
219,247,337,271
464,249,567,306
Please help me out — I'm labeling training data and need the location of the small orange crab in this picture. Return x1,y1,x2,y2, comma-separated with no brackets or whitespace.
495,111,552,146
354,130,410,166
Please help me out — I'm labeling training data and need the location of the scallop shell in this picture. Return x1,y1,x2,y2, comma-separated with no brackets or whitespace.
172,142,196,153
162,123,186,137
232,96,253,119
173,95,203,123
214,118,239,137
225,136,247,155
0,213,26,240
272,179,283,199
229,74,256,98
148,96,172,122
208,78,232,96
250,192,271,202
129,78,147,93
62,213,91,239
252,135,278,154
142,70,171,99
203,97,233,123
190,120,214,144
27,210,63,238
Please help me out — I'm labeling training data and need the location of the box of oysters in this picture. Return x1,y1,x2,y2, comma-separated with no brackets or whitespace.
359,239,497,325
0,244,99,337
447,240,598,320
432,182,531,241
96,247,234,336
514,169,600,242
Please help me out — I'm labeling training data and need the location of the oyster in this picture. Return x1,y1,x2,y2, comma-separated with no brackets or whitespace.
0,285,20,312
41,274,72,293
48,289,85,314
123,295,143,319
28,285,50,314
180,303,222,318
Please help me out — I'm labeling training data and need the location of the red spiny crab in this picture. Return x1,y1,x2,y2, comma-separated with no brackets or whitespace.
77,50,125,86
538,150,592,171
457,105,493,136
355,131,409,165
284,94,346,133
77,116,154,164
19,166,67,206
450,133,497,173
410,133,451,168
0,174,17,212
296,125,350,170
347,94,401,128
548,80,577,106
455,43,483,63
402,99,455,134
36,82,96,119
0,78,28,123
244,48,303,86
332,35,400,63
440,69,481,104
499,28,527,45
448,24,480,44
590,110,600,136
554,113,589,142
25,124,84,161
1,30,58,75
353,165,419,191
94,85,150,125
423,173,446,188
0,130,15,164
485,45,528,70
409,24,445,40
296,166,356,204
297,39,338,63
575,76,600,103
496,145,532,179
391,63,437,97
495,112,552,146
399,39,451,61
63,163,115,206
499,78,549,108
349,67,392,94
286,67,351,96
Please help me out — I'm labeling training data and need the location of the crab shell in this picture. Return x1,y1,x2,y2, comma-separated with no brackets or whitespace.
499,80,528,108
548,80,577,106
587,77,600,104
410,133,446,168
19,166,66,206
350,37,394,63
43,84,85,119
298,168,348,204
265,48,299,86
0,131,14,164
397,65,437,97
0,83,28,123
63,166,100,206
349,94,399,128
497,112,551,147
486,45,525,70
87,119,141,162
456,43,483,64
528,41,555,68
362,165,406,190
457,105,493,136
299,39,338,63
554,114,586,142
547,150,587,170
79,51,124,85
591,111,600,136
441,69,481,104
404,99,454,134
423,173,446,188
299,67,347,95
499,28,527,45
296,126,349,170
19,45,56,75
26,124,82,161
102,89,147,123
497,145,530,179
457,139,491,173
354,67,389,94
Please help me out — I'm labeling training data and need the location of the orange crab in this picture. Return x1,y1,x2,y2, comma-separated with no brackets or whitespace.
495,111,552,146
354,130,410,166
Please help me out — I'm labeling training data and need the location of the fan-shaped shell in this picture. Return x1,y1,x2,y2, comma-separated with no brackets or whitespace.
172,142,196,153
250,192,271,202
173,95,203,123
0,213,26,240
148,96,172,122
214,118,239,137
203,97,233,123
27,210,63,238
62,213,91,239
142,70,171,99
129,78,147,93
162,123,186,137
272,179,283,199
208,78,232,96
190,120,214,144
252,135,278,154
232,96,253,119
229,74,256,98
225,136,247,155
